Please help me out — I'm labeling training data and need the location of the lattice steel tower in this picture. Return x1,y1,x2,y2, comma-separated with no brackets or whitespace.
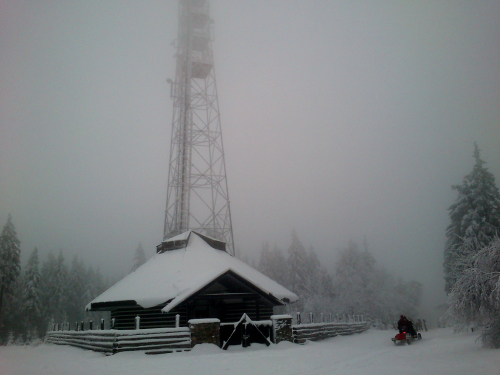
164,0,235,254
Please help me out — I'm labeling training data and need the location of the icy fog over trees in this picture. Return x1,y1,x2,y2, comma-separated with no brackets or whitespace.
255,231,423,328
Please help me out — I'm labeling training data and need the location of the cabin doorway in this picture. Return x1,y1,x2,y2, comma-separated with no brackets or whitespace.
220,314,272,349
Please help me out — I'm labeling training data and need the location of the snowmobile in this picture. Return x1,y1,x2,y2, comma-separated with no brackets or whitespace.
391,326,422,345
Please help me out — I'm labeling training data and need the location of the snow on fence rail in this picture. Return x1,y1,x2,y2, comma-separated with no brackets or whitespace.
292,322,368,344
46,327,191,355
291,313,369,344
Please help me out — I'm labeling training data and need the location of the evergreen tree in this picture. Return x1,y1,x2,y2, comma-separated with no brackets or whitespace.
66,255,87,322
334,240,375,317
131,242,146,272
286,229,309,294
53,250,68,322
22,248,42,338
332,240,421,326
257,242,290,287
257,241,272,277
39,252,57,321
39,250,68,329
0,214,21,323
271,245,288,287
444,143,500,292
2,274,25,344
85,265,96,304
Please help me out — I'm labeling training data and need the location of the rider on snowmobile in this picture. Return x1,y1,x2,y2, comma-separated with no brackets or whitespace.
397,315,417,337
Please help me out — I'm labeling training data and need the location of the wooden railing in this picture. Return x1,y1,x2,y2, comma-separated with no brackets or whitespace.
46,327,191,355
292,321,369,344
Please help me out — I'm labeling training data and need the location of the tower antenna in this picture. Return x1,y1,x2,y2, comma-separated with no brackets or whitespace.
164,0,235,255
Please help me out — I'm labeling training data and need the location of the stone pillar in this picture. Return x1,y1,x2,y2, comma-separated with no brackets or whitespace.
189,318,220,348
271,315,293,344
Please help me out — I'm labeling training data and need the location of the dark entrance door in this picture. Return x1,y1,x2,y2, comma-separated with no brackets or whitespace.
220,314,272,349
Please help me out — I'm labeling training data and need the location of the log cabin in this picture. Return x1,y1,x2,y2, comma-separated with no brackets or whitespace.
86,231,298,329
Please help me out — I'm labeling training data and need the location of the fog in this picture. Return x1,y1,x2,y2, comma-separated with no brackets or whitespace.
1,1,499,321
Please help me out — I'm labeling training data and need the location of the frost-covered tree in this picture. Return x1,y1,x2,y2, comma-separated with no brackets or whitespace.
2,274,25,344
22,248,42,338
258,242,289,287
332,240,422,327
0,214,21,323
66,255,87,322
270,245,288,287
85,265,105,303
84,265,109,325
450,237,500,347
258,241,273,277
284,231,334,313
287,229,310,295
39,250,68,329
301,247,335,314
444,143,500,293
333,240,377,317
131,242,146,272
53,251,68,322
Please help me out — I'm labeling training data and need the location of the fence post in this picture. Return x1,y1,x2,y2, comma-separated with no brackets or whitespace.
309,312,314,324
329,313,332,323
101,319,105,330
89,320,93,330
176,314,180,328
75,322,78,331
296,312,301,325
135,315,140,330
111,318,115,329
80,321,84,331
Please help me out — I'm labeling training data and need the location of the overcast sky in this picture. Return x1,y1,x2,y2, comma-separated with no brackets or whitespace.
1,0,499,318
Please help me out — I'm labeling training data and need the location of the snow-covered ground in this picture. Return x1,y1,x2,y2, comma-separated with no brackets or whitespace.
1,328,499,375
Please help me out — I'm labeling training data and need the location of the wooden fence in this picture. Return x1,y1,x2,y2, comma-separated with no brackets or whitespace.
292,321,369,344
46,312,369,353
46,327,191,355
291,313,369,344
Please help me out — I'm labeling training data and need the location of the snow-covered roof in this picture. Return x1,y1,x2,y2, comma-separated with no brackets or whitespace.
86,231,298,312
